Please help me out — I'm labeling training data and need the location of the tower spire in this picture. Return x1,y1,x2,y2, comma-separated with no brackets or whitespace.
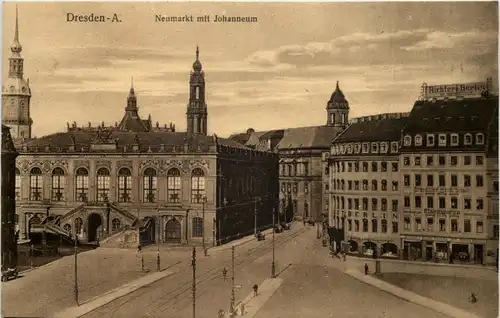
131,76,134,89
11,5,22,54
196,45,199,60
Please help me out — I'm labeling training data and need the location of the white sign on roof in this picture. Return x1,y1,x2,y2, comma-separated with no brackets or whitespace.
420,78,492,100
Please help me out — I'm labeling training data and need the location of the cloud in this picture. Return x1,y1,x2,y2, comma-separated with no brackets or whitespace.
401,31,497,52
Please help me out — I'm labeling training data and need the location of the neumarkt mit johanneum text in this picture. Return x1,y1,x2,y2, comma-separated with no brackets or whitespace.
155,14,258,23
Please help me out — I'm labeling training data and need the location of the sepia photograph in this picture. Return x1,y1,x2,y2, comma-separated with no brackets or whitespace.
1,1,498,318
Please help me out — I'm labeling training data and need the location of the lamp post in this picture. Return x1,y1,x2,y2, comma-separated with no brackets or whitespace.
156,205,161,271
229,245,236,317
185,209,190,244
105,198,110,235
271,210,276,278
74,234,79,306
254,197,260,236
202,196,207,252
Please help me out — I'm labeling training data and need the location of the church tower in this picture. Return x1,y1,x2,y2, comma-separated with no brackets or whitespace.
186,46,208,136
2,7,32,139
326,81,349,128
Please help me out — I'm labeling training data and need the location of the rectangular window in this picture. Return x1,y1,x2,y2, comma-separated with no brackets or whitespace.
439,219,446,231
392,221,398,233
354,162,359,172
415,174,421,186
464,198,471,210
493,225,499,239
404,175,410,186
450,156,458,166
354,181,359,190
15,173,21,200
427,218,434,231
476,156,484,165
427,175,434,187
476,175,484,187
404,196,410,208
438,134,446,146
392,181,398,191
404,217,411,230
426,156,433,166
464,156,471,165
464,219,471,233
464,175,471,187
476,199,484,210
415,196,421,208
451,219,458,232
415,218,422,231
414,156,421,166
438,175,445,187
438,156,445,165
436,198,445,210
362,162,368,172
451,197,458,209
404,157,410,166
348,162,352,172
451,175,458,187
392,163,398,172
476,221,483,233
427,196,434,208
392,200,398,212
348,181,352,191
348,219,352,231
372,162,378,172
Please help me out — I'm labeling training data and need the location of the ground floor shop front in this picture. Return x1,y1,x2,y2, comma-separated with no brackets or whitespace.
401,235,490,265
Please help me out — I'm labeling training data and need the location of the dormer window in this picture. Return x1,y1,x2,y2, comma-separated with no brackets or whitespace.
390,142,398,153
450,133,459,146
464,133,472,145
438,134,447,147
362,143,369,153
403,135,411,146
426,134,435,147
371,143,379,153
354,143,361,153
347,144,353,154
380,142,387,153
414,135,423,146
476,133,484,145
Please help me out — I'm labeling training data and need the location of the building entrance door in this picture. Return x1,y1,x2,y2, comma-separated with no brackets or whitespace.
165,219,181,244
474,244,484,264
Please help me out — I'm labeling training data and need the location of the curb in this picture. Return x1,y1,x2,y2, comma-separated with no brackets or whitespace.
234,277,284,317
52,270,175,318
344,269,483,318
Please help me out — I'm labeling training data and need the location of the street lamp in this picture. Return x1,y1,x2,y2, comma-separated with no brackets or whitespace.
185,209,190,243
156,204,161,271
74,233,79,306
254,197,261,236
271,209,276,278
201,195,207,252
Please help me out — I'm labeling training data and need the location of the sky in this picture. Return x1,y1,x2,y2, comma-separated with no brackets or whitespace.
2,2,498,138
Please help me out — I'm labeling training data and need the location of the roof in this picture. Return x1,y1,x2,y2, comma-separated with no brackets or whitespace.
245,131,268,147
277,125,343,149
118,113,150,132
228,132,253,145
403,96,498,133
334,117,408,143
17,130,250,153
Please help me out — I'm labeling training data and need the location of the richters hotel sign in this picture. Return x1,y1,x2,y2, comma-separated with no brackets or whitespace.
420,77,493,100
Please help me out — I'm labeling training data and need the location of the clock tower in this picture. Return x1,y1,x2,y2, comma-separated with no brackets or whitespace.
2,7,32,139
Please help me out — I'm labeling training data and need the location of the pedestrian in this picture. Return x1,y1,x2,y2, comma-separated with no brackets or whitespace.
343,252,346,262
218,309,225,318
137,244,142,253
364,263,369,275
222,267,227,281
204,247,208,257
253,284,259,297
469,292,477,303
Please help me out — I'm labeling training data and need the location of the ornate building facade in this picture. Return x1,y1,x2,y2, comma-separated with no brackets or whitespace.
7,21,279,246
230,82,350,223
329,113,409,256
328,79,499,265
2,125,19,269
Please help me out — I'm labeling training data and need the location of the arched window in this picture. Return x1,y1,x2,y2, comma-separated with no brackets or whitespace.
167,168,181,203
29,167,42,201
192,217,203,237
372,219,378,232
51,168,65,201
363,179,368,190
362,218,369,232
15,168,20,200
143,168,157,203
75,168,89,202
112,218,121,232
97,168,110,202
381,219,388,233
195,87,200,99
63,224,72,234
372,180,378,191
118,168,132,203
191,168,205,203
74,218,83,235
381,179,387,191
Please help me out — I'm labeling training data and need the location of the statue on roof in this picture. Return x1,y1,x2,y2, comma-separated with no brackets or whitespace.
93,128,113,144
